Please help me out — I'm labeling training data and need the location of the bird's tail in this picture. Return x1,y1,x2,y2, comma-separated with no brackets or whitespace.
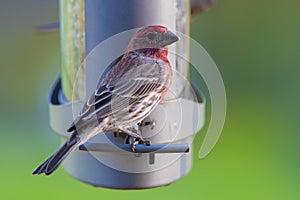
32,131,81,175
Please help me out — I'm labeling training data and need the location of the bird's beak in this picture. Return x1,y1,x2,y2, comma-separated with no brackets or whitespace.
160,30,179,47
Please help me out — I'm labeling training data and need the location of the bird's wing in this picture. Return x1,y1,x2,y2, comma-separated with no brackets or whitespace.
67,61,170,133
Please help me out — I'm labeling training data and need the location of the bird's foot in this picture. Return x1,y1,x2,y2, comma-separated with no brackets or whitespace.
130,137,151,152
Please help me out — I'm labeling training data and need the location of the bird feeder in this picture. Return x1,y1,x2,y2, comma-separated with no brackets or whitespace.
49,0,205,189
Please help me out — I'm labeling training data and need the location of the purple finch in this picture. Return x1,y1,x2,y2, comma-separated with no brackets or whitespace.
33,25,179,175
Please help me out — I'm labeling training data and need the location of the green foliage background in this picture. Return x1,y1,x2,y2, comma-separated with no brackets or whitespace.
0,1,299,199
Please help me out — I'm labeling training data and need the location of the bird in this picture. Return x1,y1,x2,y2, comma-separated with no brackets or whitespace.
32,25,179,176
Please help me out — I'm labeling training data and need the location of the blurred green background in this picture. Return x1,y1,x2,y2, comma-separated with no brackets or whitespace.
0,0,299,199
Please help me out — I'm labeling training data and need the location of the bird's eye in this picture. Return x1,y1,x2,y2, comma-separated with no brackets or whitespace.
147,32,156,40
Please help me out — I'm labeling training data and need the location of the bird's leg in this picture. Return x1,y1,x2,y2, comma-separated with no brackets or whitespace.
130,137,151,152
119,126,151,152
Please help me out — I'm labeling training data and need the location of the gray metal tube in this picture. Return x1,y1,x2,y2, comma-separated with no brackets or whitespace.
85,0,178,55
